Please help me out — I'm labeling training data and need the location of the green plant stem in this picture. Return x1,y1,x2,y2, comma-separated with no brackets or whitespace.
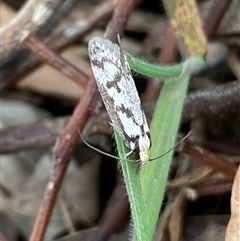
140,73,190,239
114,129,151,241
115,51,206,241
125,52,206,79
125,52,183,79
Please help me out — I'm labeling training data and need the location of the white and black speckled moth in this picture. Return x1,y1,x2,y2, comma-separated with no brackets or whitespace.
88,37,151,165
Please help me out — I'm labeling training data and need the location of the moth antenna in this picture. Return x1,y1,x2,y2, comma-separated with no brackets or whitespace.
117,33,121,45
117,34,127,69
78,130,136,163
149,131,192,161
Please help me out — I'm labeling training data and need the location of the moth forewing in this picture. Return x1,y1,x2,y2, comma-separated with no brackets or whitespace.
88,37,151,164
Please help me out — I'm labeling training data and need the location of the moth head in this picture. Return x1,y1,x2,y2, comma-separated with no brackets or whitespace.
139,150,149,165
138,132,151,165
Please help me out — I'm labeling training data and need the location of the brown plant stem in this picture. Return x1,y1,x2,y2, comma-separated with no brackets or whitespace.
22,33,88,88
144,26,178,102
1,0,117,90
1,81,239,154
182,81,240,122
29,80,98,241
182,143,238,181
203,139,240,156
204,0,233,40
29,0,138,240
1,0,65,60
194,181,233,197
0,117,69,153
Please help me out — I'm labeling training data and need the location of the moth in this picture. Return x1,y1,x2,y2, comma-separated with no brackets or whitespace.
88,37,151,165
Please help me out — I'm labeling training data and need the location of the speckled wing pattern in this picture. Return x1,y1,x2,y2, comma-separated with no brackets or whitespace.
88,37,151,163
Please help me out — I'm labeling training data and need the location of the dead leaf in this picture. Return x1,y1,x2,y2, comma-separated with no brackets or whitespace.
225,165,240,241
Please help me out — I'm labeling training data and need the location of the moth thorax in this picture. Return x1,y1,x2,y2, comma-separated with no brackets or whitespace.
138,134,151,165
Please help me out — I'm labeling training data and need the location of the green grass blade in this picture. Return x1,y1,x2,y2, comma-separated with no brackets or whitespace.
114,129,151,241
140,73,190,239
114,56,206,240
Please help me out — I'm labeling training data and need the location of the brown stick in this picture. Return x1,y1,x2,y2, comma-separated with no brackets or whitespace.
1,0,117,90
195,181,233,197
29,0,138,240
144,26,178,102
204,0,233,40
29,80,98,241
22,33,88,88
1,0,66,60
182,143,238,181
1,81,239,154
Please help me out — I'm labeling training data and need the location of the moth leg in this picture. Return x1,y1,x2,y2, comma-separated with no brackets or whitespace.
124,150,133,158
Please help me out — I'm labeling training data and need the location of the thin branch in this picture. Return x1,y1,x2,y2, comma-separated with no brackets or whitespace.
203,139,240,155
194,181,233,197
145,81,240,123
204,0,233,40
1,81,239,154
182,143,238,181
1,0,66,60
144,25,178,102
0,117,69,153
29,0,138,240
1,0,117,90
22,33,88,88
29,80,99,241
182,81,240,122
104,0,138,41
